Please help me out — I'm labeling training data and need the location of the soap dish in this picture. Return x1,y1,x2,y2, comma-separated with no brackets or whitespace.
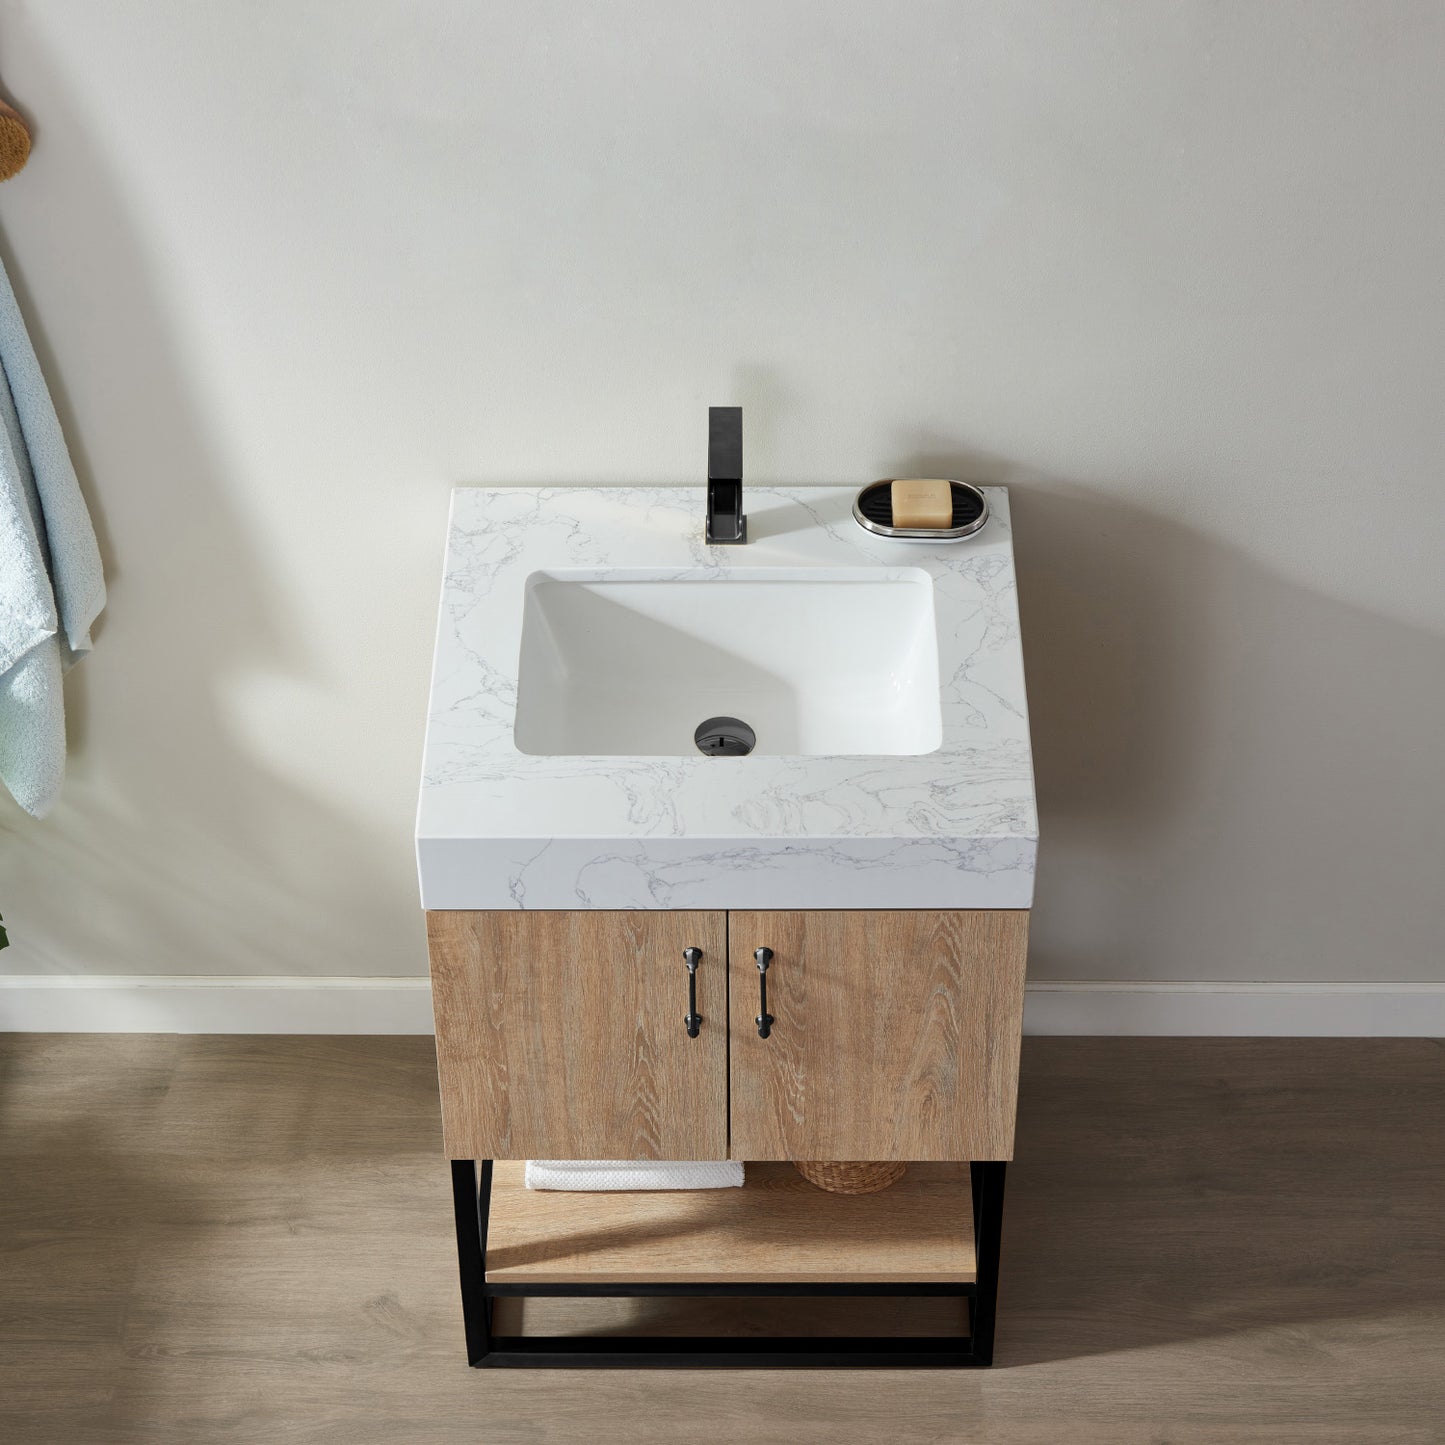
852,479,989,542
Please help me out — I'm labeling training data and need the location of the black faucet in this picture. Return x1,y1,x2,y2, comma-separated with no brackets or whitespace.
705,406,746,544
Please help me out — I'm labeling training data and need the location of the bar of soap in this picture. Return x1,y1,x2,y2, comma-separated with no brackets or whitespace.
890,478,953,529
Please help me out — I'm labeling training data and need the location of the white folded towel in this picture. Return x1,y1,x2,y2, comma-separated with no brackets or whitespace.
525,1160,744,1191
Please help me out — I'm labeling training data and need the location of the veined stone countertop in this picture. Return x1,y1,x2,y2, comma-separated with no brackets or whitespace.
416,486,1037,909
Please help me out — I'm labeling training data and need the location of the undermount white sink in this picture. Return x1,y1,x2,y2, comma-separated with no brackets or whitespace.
513,568,942,757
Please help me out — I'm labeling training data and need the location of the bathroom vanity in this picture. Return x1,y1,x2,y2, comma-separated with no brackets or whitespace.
417,484,1037,1367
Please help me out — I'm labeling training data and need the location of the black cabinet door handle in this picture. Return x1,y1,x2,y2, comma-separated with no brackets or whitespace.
683,947,703,1037
754,947,774,1038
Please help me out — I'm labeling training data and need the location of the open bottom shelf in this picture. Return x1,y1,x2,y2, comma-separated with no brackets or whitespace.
450,1159,1006,1367
484,1160,976,1285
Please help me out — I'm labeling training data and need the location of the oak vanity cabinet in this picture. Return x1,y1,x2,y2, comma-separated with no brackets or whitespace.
427,908,1028,1163
427,911,729,1160
726,910,1029,1161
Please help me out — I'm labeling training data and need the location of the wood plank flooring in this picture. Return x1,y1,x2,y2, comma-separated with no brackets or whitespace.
1,1035,1442,1443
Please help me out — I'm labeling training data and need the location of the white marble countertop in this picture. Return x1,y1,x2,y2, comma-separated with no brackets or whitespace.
416,486,1037,909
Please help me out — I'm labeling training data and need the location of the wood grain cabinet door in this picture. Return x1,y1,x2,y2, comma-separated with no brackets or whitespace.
427,911,728,1160
727,911,1029,1162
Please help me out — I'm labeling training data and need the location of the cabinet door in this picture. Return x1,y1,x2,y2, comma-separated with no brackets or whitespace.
728,911,1028,1162
428,911,728,1160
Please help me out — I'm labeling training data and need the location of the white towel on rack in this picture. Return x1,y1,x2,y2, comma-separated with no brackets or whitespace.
524,1160,744,1191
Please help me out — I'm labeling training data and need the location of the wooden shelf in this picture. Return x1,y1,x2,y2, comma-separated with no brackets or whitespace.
483,1161,976,1284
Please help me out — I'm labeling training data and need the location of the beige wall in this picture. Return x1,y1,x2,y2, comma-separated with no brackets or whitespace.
0,1,1440,984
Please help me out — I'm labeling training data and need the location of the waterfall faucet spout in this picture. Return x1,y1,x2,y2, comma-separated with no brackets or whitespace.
705,406,746,544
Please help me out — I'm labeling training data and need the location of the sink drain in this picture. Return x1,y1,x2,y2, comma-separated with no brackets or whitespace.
694,717,756,757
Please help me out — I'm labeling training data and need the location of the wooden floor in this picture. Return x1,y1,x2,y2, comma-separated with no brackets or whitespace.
1,1036,1442,1444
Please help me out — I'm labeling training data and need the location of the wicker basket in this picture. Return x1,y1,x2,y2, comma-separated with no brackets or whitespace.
793,1160,908,1195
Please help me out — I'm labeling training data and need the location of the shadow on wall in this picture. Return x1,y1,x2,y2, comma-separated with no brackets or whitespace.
893,437,1443,985
0,38,417,984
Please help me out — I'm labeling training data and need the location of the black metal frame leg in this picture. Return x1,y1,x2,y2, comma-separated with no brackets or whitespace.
968,1160,1007,1367
450,1159,493,1365
449,1159,1007,1368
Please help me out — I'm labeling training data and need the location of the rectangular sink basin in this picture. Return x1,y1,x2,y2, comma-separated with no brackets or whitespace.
513,568,942,757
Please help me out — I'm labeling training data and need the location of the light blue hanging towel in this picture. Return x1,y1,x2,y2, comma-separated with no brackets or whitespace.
0,249,105,817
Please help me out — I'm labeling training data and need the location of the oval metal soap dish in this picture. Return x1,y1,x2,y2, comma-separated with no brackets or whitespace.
852,479,989,542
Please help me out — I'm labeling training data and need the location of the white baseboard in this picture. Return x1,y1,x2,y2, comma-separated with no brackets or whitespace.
1,975,1443,1037
0,975,436,1034
1022,980,1445,1037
